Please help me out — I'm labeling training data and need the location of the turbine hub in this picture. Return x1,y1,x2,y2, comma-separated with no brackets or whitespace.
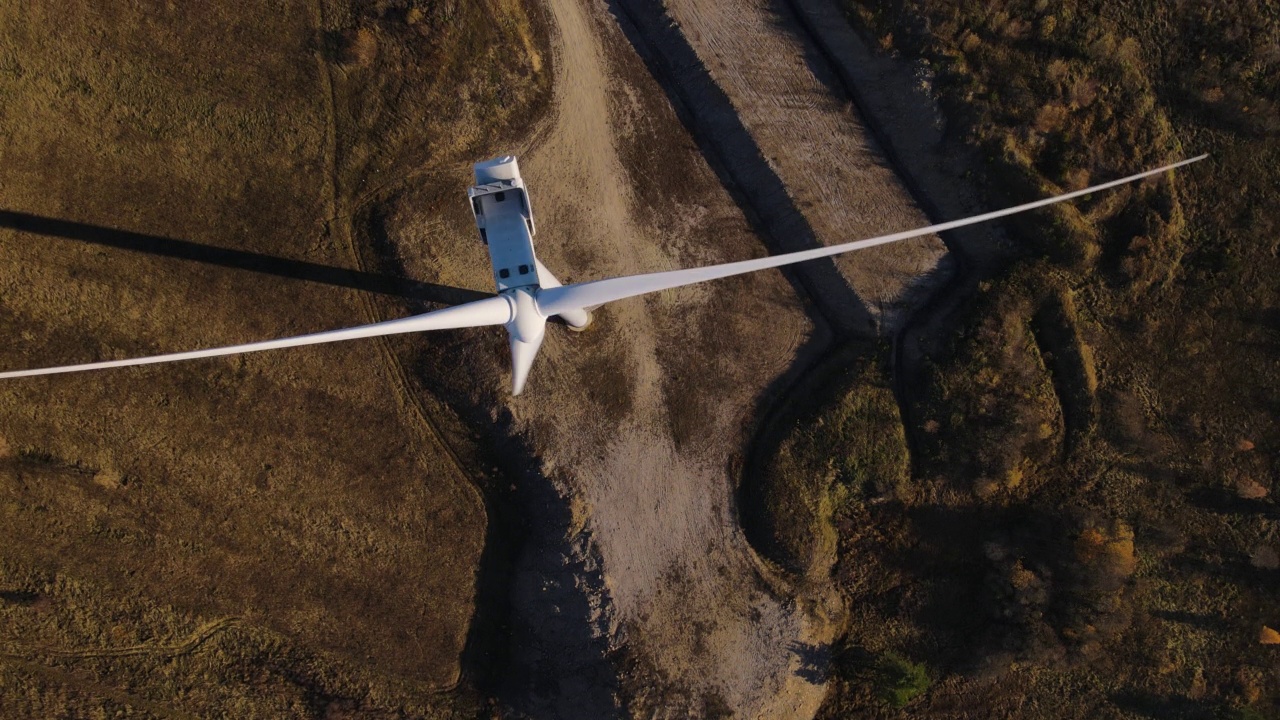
504,287,546,343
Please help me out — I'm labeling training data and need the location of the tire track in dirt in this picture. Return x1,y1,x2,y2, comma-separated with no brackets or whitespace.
0,617,240,661
1,656,204,720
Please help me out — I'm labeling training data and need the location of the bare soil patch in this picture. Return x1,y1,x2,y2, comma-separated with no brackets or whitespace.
656,0,948,334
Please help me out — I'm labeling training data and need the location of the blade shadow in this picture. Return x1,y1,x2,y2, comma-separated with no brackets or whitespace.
0,210,492,307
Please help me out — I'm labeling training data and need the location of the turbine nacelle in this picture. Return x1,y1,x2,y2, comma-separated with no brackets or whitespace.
472,157,590,394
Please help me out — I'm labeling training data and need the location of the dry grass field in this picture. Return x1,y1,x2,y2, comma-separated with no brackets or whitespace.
0,0,547,716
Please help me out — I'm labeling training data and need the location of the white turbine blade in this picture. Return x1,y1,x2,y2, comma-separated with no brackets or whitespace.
509,334,545,396
537,155,1207,316
0,294,513,380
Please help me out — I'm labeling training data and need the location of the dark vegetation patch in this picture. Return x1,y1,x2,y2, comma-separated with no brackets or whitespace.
913,268,1065,497
744,344,907,577
747,0,1280,715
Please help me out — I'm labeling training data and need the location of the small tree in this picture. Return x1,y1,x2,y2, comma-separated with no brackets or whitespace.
877,653,932,708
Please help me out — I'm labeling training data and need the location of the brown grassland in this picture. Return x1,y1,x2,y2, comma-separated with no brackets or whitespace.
3,0,1279,716
744,0,1280,717
0,0,547,716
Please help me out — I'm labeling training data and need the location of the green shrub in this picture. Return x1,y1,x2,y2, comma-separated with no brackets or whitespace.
876,653,932,708
750,350,907,576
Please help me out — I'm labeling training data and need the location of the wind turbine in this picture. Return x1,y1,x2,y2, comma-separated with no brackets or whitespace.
0,154,1206,394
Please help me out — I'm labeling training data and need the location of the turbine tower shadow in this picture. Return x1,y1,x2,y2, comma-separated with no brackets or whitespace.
0,210,491,308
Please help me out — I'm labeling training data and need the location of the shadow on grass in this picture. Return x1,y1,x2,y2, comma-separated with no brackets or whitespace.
1188,486,1279,521
1151,609,1232,633
1110,688,1222,719
0,210,492,307
789,640,832,684
458,409,622,719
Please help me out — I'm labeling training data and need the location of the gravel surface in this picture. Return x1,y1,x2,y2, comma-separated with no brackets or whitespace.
656,0,947,334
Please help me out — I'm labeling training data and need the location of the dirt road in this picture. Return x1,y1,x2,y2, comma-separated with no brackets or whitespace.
457,0,944,712
636,0,948,334
386,0,953,714
501,0,827,714
502,0,961,713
